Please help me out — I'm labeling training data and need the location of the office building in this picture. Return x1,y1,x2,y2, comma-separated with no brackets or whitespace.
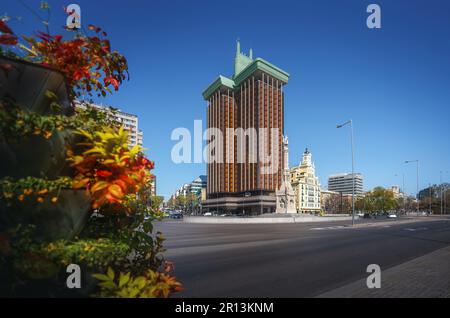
202,41,289,214
328,173,363,195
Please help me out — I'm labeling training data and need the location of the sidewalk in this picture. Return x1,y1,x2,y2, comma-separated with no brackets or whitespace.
317,245,450,298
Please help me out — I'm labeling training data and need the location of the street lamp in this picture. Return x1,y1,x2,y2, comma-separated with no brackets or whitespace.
441,171,449,215
405,160,419,214
337,119,355,226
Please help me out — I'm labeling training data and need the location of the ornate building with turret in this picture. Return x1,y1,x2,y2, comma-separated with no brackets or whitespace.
290,148,321,213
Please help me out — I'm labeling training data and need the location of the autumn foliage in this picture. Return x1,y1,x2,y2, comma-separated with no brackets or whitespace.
1,20,128,100
68,126,154,210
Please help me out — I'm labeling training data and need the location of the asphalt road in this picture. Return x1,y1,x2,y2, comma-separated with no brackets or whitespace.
156,216,450,297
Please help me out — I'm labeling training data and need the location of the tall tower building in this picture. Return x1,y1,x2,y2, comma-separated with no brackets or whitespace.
202,42,289,214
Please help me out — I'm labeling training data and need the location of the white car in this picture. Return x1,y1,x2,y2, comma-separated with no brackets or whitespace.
388,214,397,218
203,212,212,216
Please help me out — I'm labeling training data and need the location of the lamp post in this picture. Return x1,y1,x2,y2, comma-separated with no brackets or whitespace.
429,183,432,215
405,160,419,214
441,171,448,215
337,120,355,226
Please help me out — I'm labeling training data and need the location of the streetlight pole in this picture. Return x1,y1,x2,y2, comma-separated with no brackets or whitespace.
337,119,355,226
405,160,419,214
429,183,432,215
441,171,449,215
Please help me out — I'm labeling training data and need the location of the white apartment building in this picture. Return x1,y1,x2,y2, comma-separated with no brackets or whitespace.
75,101,143,147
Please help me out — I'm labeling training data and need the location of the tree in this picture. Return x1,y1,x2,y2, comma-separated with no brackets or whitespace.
356,187,397,214
149,195,164,210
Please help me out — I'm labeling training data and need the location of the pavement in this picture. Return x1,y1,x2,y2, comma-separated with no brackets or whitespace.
156,216,450,297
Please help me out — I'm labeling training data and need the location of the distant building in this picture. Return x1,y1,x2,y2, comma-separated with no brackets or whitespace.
328,173,363,195
150,175,157,196
173,175,207,199
418,183,450,200
190,175,207,197
388,185,405,199
290,148,321,213
75,101,143,147
137,130,143,147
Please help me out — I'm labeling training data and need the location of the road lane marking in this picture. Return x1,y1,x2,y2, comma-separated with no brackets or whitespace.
404,227,428,232
310,226,346,230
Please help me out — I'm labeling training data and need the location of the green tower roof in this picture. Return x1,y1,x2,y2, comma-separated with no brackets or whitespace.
202,41,290,100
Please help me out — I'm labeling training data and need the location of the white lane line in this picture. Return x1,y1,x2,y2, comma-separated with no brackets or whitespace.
310,226,346,230
404,227,428,232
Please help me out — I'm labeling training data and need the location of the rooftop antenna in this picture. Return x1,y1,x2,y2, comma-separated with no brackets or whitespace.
236,38,241,56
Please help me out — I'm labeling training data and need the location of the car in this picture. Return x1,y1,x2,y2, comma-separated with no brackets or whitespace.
203,212,212,216
170,213,183,219
363,213,372,219
388,214,397,218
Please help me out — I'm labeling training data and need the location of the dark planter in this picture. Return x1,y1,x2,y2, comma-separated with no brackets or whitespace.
0,129,75,179
34,189,91,240
0,55,72,115
0,189,91,241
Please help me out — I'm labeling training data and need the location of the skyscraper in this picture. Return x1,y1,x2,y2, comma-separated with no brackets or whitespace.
202,42,289,214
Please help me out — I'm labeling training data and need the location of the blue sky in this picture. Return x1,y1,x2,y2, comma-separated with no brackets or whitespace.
3,0,450,198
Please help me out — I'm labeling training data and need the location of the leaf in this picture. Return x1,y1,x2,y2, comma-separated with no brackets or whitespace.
134,276,147,290
45,90,58,100
108,184,124,199
118,272,131,288
99,281,117,290
0,34,18,45
72,178,89,189
107,267,115,280
91,181,109,193
92,273,110,281
0,20,14,34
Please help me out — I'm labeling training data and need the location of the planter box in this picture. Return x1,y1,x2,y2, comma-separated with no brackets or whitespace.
0,55,72,115
0,130,75,179
0,189,91,241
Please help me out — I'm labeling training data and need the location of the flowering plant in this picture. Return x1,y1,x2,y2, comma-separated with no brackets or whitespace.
0,20,128,100
67,126,154,210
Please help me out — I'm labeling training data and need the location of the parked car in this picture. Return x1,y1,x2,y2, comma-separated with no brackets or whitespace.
388,214,397,218
203,212,212,216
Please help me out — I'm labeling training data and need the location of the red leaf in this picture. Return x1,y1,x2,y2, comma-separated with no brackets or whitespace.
104,76,119,90
96,170,112,177
0,34,18,45
0,20,14,34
